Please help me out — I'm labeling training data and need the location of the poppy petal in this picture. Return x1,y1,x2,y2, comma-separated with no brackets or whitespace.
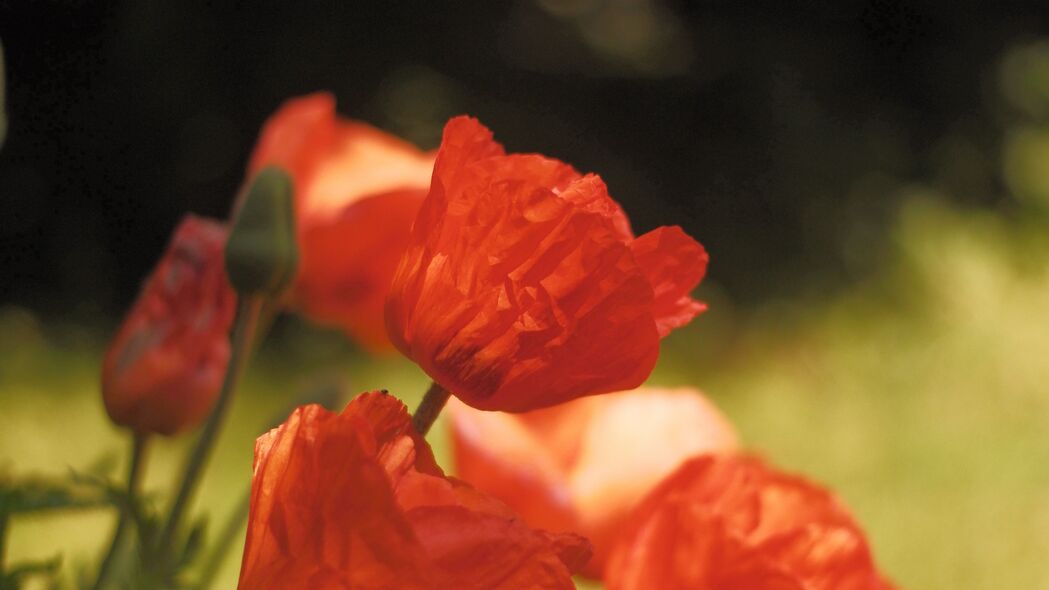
239,392,590,589
629,225,709,337
293,190,426,351
387,117,709,411
449,387,738,576
245,93,434,351
101,215,236,436
604,455,895,590
247,93,336,202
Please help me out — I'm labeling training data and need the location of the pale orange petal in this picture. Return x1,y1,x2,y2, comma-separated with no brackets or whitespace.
450,387,738,576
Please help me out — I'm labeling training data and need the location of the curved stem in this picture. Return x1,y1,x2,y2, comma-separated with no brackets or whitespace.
411,382,451,436
153,296,262,569
195,376,342,588
92,433,148,590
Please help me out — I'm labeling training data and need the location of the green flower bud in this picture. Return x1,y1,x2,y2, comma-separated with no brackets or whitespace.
224,166,299,297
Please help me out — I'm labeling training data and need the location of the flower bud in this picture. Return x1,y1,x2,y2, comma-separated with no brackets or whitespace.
246,93,434,352
102,215,237,436
225,166,298,297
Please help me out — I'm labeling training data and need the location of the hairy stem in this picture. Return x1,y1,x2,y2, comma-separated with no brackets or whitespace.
411,381,452,436
92,433,148,590
153,296,262,570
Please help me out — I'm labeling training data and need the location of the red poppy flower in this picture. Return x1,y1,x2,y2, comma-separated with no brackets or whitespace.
604,455,896,590
101,215,236,436
238,391,591,590
385,117,708,411
448,387,737,576
247,92,435,351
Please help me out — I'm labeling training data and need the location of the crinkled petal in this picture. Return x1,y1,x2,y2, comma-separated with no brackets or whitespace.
604,455,895,590
239,399,426,590
410,506,586,590
387,117,709,411
239,392,589,589
629,226,708,337
557,172,633,240
390,167,659,410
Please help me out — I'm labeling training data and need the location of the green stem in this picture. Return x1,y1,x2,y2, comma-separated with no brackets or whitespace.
194,376,342,588
0,511,8,571
92,433,148,590
153,296,262,570
411,382,451,436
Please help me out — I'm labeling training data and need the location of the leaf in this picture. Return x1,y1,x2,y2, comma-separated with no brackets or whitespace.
177,517,208,569
65,467,160,536
83,452,121,480
0,476,112,516
0,555,61,590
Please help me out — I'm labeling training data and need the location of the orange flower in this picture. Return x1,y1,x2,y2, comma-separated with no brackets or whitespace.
386,117,708,411
247,93,435,351
238,391,591,590
101,215,236,436
604,455,896,590
448,387,737,575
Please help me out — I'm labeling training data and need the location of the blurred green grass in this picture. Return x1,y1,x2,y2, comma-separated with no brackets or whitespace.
663,196,1049,589
2,196,1049,589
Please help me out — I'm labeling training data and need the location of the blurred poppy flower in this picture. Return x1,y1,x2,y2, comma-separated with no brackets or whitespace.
604,455,896,590
238,391,591,590
101,215,236,436
386,117,708,412
247,92,435,351
449,387,736,575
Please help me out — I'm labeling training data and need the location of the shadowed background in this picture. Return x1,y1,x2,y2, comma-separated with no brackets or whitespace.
2,0,1047,313
2,1,1049,588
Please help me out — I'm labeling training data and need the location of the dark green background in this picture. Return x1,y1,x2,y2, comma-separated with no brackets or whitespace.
2,1,1046,315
